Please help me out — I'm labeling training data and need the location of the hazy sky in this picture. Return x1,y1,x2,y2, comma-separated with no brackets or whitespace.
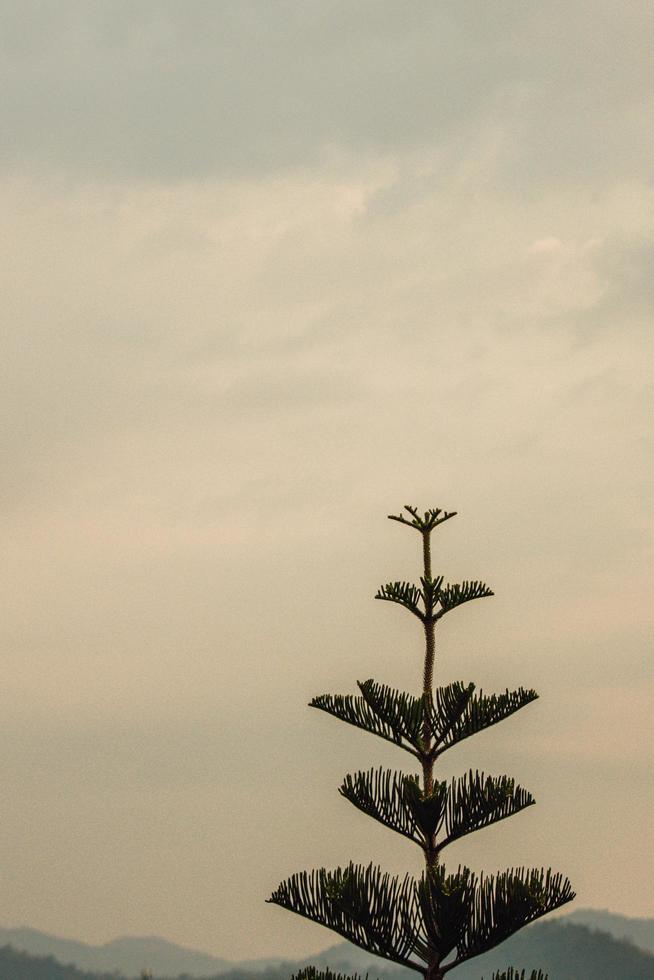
1,0,653,962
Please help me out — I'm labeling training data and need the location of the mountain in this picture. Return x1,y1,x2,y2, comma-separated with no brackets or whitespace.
310,923,654,980
2,917,654,979
0,944,119,980
564,907,654,954
443,921,654,979
0,927,234,977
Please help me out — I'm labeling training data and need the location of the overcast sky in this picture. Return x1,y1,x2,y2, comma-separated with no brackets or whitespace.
1,0,653,963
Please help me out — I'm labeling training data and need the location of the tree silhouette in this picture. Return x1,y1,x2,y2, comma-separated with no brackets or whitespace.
269,506,574,980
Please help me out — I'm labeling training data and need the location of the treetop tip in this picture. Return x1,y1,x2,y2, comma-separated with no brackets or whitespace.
388,505,457,532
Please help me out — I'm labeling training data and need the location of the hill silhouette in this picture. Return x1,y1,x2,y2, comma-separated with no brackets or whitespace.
564,907,654,954
445,921,654,979
0,945,119,980
2,918,654,979
0,927,236,977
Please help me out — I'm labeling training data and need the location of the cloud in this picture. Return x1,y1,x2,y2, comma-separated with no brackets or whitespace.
529,237,564,253
1,1,652,185
1,0,654,956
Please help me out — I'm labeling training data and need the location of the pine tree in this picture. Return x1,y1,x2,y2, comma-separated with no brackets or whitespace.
269,506,574,980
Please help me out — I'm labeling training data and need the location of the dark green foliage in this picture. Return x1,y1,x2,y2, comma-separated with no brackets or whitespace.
311,681,539,761
374,580,494,623
309,687,414,754
375,581,426,620
486,971,546,980
339,768,426,843
432,688,539,756
339,769,534,849
358,681,425,750
433,582,494,618
290,968,369,980
270,506,574,979
271,864,572,975
310,680,426,756
445,868,573,965
270,864,422,970
438,772,534,847
427,683,476,743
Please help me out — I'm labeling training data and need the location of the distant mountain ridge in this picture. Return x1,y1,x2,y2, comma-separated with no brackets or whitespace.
1,912,654,978
0,944,118,980
0,927,238,977
564,907,654,954
444,921,654,979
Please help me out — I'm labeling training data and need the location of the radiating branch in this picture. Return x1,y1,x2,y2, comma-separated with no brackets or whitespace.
310,692,412,754
448,867,575,967
271,863,572,977
375,581,425,621
388,506,457,533
434,580,494,620
430,687,539,756
310,681,425,757
339,768,447,845
339,768,533,852
437,772,535,850
268,864,427,973
358,679,425,750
